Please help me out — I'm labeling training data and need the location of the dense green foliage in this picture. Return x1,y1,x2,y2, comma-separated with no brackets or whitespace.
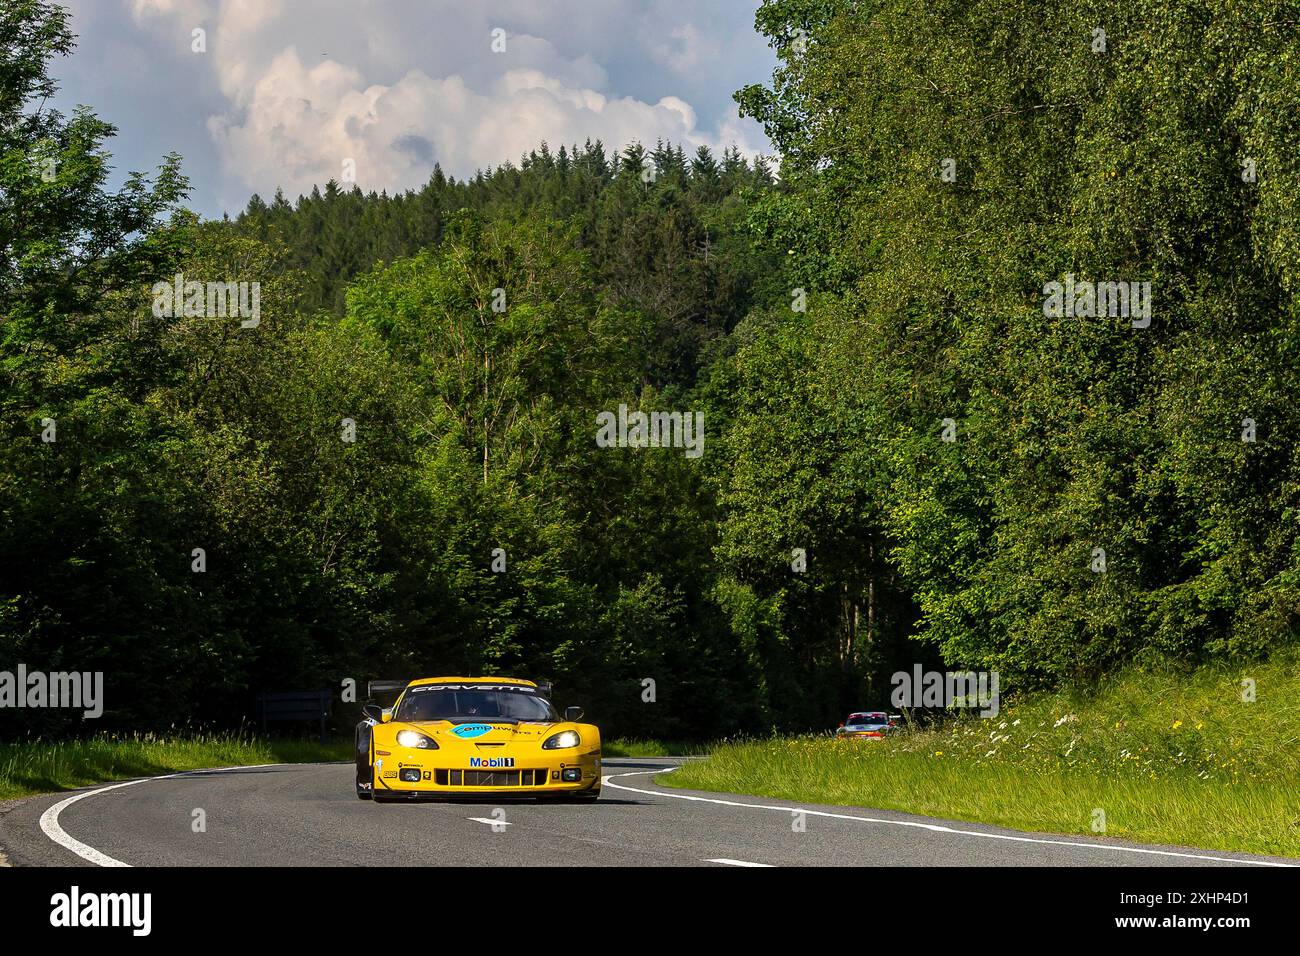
3,0,1298,741
727,0,1300,688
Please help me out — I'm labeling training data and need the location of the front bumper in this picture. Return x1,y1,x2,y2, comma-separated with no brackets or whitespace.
374,748,602,797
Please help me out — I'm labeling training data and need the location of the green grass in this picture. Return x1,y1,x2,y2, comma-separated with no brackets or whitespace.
665,652,1300,859
0,733,351,800
601,738,710,758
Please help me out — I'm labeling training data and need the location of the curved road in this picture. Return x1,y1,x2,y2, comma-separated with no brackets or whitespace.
0,758,1293,867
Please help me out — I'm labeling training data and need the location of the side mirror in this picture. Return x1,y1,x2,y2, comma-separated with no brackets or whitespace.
564,706,584,722
362,703,385,723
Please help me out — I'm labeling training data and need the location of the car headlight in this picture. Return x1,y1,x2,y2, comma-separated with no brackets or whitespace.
396,730,437,749
542,730,581,749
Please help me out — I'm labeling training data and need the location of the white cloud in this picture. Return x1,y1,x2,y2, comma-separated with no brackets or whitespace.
648,24,719,74
123,0,770,199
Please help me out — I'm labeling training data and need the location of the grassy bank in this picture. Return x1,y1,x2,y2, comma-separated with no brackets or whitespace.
602,738,709,758
0,733,351,801
665,653,1300,858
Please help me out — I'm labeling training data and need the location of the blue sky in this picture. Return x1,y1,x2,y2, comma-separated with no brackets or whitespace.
51,1,777,219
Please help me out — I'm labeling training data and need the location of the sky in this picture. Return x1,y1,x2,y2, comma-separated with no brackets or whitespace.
49,0,778,219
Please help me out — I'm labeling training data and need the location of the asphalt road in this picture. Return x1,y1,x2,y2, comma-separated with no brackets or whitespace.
1,758,1293,867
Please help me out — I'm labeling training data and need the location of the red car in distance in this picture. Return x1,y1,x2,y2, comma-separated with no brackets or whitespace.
836,711,900,739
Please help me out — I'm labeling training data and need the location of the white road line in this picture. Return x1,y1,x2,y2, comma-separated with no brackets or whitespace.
40,780,146,867
467,817,512,827
603,769,1296,868
39,763,284,867
706,858,774,867
42,761,1296,869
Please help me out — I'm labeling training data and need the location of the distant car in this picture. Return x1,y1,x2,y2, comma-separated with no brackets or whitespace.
355,676,601,802
836,711,899,739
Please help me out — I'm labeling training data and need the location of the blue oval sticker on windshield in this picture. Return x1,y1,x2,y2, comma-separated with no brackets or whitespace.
450,723,494,739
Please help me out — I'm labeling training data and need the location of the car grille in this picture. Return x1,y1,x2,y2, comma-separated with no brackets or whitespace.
434,769,549,787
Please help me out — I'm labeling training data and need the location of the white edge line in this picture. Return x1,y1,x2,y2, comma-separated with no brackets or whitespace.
43,761,1298,869
39,763,284,867
707,858,774,867
602,768,1296,868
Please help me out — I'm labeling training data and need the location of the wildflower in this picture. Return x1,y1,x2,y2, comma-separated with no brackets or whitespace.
1172,720,1183,730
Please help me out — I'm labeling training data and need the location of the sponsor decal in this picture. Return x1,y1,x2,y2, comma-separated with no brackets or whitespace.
469,756,515,768
408,684,537,694
450,723,495,739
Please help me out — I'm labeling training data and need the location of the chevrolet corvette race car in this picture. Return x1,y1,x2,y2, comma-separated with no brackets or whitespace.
355,677,601,802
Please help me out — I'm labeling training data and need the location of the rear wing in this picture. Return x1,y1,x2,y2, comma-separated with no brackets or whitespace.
367,680,408,702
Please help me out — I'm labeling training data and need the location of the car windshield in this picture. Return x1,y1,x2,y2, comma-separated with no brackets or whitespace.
847,715,887,726
394,685,557,723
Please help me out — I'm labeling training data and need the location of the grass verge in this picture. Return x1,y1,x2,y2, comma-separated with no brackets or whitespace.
664,653,1300,859
602,738,709,758
0,733,351,801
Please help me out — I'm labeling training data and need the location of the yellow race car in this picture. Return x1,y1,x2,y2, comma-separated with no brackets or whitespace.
355,677,601,802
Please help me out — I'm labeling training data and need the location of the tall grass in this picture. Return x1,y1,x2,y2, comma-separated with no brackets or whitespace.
0,732,350,800
665,652,1300,858
602,738,710,758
